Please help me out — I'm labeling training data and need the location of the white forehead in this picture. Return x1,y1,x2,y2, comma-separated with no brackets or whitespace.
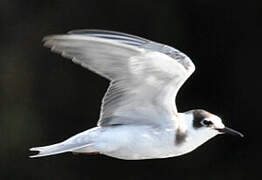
206,115,225,129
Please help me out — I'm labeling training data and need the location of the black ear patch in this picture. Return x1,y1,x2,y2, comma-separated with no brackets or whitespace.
192,110,212,129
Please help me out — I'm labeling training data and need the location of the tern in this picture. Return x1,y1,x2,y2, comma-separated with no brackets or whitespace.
30,29,243,160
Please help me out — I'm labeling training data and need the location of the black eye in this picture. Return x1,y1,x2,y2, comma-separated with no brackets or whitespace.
201,120,213,126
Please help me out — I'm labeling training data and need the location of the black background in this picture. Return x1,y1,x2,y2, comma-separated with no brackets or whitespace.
1,0,261,179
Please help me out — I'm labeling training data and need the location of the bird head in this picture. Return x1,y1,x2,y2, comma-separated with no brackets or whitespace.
190,109,243,137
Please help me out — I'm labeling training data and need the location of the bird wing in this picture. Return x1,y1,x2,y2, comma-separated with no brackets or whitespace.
43,30,195,127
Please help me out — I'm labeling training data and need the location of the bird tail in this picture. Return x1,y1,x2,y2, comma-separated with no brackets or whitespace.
29,142,92,158
30,143,65,158
30,128,100,158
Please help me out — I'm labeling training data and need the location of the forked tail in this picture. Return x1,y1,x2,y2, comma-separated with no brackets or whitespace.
30,128,100,158
29,142,91,158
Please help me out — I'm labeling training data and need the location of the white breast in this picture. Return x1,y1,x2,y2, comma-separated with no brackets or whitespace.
88,125,182,160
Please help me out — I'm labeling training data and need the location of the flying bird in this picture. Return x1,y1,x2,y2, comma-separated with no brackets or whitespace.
30,30,243,160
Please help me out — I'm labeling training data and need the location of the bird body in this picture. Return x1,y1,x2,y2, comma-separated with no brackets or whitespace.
30,30,243,160
30,114,217,160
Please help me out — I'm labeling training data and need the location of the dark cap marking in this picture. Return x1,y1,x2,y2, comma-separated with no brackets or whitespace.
191,109,213,129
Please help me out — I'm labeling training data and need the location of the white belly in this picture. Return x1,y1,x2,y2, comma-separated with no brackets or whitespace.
82,125,191,160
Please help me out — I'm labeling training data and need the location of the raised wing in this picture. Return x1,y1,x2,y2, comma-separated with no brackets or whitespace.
43,30,195,127
69,29,194,71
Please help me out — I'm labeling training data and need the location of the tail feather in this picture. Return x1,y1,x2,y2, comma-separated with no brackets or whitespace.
30,128,99,158
29,143,90,158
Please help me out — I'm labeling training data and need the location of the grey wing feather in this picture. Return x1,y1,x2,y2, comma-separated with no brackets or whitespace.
69,29,194,72
43,34,142,80
68,29,149,47
43,30,195,127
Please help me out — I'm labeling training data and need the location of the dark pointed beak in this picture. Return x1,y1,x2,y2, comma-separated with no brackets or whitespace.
217,127,244,137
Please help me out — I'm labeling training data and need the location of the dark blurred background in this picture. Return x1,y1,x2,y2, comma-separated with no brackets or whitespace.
1,0,261,179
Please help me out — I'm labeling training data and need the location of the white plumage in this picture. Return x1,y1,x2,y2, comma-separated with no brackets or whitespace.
30,30,242,160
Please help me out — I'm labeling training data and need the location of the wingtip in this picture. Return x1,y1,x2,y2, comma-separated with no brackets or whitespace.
42,35,54,42
42,36,55,48
42,35,65,43
42,34,81,42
